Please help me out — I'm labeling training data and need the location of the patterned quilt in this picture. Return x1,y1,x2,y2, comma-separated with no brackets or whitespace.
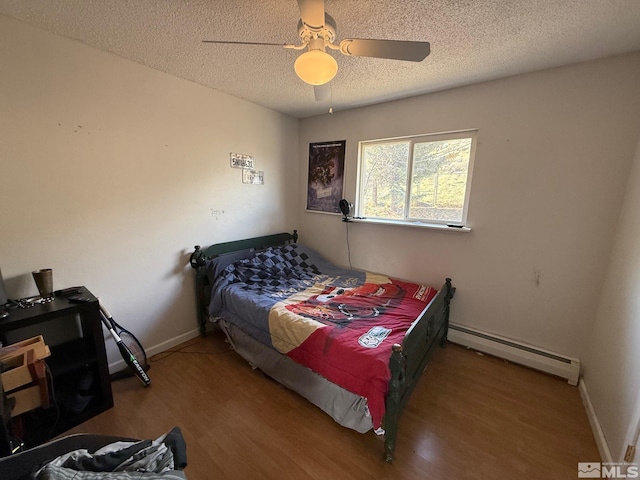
207,244,437,429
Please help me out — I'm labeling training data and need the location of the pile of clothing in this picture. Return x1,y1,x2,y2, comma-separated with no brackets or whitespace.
31,427,187,480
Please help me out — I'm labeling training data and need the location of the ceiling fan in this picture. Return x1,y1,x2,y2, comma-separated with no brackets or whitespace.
202,0,431,101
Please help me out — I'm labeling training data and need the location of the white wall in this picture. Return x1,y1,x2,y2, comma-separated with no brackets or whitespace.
298,53,640,361
0,15,299,363
583,132,640,460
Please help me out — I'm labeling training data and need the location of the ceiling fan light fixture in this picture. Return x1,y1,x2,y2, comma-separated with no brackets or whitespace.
294,50,338,85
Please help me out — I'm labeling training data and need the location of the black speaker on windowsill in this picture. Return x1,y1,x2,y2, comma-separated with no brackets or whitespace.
339,199,352,222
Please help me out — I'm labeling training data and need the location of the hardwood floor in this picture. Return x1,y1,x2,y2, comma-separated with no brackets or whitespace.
67,332,599,479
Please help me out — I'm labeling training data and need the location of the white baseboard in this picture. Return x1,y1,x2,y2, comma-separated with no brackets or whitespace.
579,377,613,463
107,328,201,374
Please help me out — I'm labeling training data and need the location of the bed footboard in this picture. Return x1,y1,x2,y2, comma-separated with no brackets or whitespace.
384,278,454,462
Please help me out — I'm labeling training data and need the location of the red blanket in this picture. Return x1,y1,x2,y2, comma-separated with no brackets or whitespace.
270,277,437,429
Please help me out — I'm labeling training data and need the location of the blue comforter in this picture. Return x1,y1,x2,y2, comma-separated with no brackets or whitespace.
207,244,366,348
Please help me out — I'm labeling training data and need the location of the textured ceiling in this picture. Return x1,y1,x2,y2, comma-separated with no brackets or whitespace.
1,0,640,118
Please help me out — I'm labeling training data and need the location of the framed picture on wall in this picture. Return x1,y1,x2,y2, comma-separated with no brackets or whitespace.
306,140,346,214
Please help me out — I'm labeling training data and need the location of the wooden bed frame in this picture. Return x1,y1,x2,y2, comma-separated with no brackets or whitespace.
190,230,455,462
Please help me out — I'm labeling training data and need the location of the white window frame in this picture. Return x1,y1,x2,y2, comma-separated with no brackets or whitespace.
355,129,477,229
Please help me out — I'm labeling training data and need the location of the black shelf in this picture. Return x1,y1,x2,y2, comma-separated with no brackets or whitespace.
47,338,98,377
0,287,113,453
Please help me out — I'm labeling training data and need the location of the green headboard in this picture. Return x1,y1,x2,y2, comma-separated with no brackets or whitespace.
190,230,298,269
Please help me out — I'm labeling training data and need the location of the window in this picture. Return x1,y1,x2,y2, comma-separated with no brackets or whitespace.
356,130,477,226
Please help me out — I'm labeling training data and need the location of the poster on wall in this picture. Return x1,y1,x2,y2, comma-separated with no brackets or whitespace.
306,140,346,214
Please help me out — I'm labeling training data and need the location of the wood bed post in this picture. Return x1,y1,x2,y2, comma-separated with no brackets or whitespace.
190,246,209,337
385,343,404,463
441,278,453,347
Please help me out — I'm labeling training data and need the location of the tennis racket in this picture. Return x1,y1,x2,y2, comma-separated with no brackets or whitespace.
98,299,151,387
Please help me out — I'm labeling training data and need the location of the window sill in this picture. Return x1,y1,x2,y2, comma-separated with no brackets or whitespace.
347,217,471,232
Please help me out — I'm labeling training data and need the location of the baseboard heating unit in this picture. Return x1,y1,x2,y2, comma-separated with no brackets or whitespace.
447,323,580,385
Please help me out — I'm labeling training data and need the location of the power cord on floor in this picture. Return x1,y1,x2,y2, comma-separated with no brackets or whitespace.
345,220,353,270
149,338,232,363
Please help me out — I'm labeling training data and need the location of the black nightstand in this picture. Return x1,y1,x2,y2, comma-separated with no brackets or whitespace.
0,287,113,450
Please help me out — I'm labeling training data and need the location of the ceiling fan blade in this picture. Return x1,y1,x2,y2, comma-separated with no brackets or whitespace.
202,40,290,47
339,39,430,62
297,0,325,29
314,84,331,102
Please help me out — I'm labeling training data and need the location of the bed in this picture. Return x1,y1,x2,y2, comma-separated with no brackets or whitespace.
189,230,454,462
